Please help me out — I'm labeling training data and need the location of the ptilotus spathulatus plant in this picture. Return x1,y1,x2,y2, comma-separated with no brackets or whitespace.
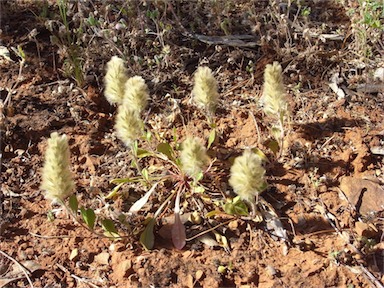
192,66,219,122
41,132,74,203
229,149,267,208
123,76,149,113
114,102,144,148
104,56,128,105
260,61,289,157
180,137,209,182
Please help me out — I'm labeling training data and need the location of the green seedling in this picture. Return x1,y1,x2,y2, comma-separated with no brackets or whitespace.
49,0,84,86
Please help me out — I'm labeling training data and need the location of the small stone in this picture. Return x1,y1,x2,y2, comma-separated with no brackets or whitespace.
94,252,110,265
114,260,132,279
195,270,204,281
265,265,277,279
228,220,239,230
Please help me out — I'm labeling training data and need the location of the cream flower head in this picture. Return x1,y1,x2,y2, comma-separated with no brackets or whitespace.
180,137,209,180
192,66,219,116
104,56,128,105
114,102,143,147
41,132,74,203
229,150,267,202
123,76,149,112
260,61,287,119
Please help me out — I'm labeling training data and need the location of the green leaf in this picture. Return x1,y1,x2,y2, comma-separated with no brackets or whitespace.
136,148,153,158
251,148,270,163
101,219,119,238
223,198,249,216
271,126,282,142
80,207,96,230
207,129,216,149
133,139,138,152
105,182,125,199
194,171,204,183
193,185,205,193
266,139,280,155
205,210,221,218
173,128,178,143
140,149,154,159
223,202,235,215
140,218,156,250
233,202,249,216
157,142,174,161
145,130,152,142
141,168,149,182
17,45,26,60
110,177,142,184
68,195,78,213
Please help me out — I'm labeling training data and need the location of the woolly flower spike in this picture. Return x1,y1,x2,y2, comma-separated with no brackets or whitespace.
180,137,209,180
104,56,128,105
123,76,149,112
114,103,143,147
192,66,219,115
261,61,287,118
41,132,74,203
229,150,267,203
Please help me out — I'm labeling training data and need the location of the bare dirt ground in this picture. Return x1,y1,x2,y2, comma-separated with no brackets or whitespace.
1,0,383,287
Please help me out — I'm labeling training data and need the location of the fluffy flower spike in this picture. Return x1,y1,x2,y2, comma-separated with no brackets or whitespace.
114,103,143,147
260,61,287,119
123,76,149,112
229,150,267,203
180,137,209,180
104,56,128,105
192,66,219,116
41,132,74,203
